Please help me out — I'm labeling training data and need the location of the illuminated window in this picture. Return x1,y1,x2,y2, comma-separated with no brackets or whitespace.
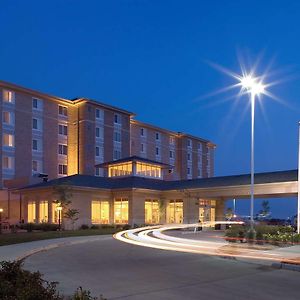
167,200,183,224
3,90,15,103
51,203,59,223
136,162,161,178
28,201,36,223
199,199,216,225
39,201,48,223
114,198,128,224
3,133,14,147
91,201,109,224
58,105,68,116
108,162,132,177
145,200,160,224
3,111,14,125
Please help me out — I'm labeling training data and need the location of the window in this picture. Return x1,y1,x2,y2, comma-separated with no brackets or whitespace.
145,200,160,224
113,149,121,160
167,200,183,223
114,131,121,142
169,150,174,159
3,134,14,147
58,164,68,175
32,139,42,151
2,156,14,169
91,201,109,224
3,111,14,125
141,143,145,153
32,118,43,131
95,146,100,157
187,167,191,175
114,198,128,224
114,113,121,124
136,162,161,178
95,108,104,120
108,162,133,177
187,139,192,148
58,144,68,155
140,128,145,136
95,167,101,176
27,201,36,223
187,152,191,161
3,90,15,103
197,168,202,178
58,105,68,117
95,127,103,139
32,160,43,173
32,98,43,110
169,136,175,145
58,124,68,136
198,142,202,151
155,132,160,140
155,147,160,156
39,201,48,223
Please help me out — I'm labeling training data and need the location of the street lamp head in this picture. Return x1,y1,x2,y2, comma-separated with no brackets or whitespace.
240,74,265,96
0,208,3,213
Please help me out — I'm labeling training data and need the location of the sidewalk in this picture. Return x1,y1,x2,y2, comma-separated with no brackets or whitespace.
0,235,112,262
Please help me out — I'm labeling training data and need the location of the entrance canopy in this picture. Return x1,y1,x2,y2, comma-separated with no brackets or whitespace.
19,169,298,200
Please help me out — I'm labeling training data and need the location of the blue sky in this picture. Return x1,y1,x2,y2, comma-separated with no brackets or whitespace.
1,0,300,218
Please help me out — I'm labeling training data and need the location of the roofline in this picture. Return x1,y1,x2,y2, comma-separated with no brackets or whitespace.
131,119,215,145
0,80,71,104
72,97,135,116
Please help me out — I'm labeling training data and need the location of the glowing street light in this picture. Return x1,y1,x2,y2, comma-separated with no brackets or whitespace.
56,206,63,231
239,74,266,232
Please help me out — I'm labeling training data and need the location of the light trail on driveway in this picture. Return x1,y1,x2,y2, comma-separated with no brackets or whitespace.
114,222,300,264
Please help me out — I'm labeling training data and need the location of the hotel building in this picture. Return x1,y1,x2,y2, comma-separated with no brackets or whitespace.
0,80,219,228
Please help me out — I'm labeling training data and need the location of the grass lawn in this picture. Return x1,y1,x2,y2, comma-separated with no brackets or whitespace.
0,228,120,246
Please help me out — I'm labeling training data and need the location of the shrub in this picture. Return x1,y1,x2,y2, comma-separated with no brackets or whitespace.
39,223,60,232
225,225,245,243
122,224,131,230
100,224,115,230
80,224,89,230
0,260,62,300
90,225,100,230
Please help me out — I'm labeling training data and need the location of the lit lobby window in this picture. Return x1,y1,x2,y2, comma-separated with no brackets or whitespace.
28,201,36,223
108,162,132,177
145,200,160,224
39,201,48,223
167,200,183,223
136,162,161,178
91,201,109,224
114,198,128,224
52,203,60,223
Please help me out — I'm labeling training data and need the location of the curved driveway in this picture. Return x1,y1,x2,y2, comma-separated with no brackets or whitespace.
23,229,300,300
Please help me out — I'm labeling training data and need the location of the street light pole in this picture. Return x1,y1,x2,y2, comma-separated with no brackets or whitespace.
250,92,255,230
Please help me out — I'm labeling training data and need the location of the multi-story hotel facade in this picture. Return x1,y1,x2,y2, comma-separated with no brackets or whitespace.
0,80,219,228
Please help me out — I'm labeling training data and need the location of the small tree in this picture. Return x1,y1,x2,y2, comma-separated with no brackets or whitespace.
64,209,80,230
260,200,270,217
225,207,234,220
53,183,73,230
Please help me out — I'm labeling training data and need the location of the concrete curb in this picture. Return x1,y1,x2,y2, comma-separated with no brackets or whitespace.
272,262,300,272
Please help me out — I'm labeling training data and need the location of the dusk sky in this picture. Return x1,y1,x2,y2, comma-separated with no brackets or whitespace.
1,0,300,218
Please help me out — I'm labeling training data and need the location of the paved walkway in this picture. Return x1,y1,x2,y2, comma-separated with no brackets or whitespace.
0,235,113,262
